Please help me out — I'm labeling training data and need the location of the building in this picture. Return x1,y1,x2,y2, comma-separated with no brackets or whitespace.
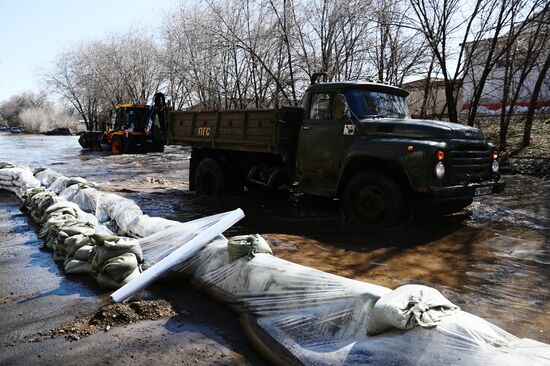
461,14,550,116
401,78,463,119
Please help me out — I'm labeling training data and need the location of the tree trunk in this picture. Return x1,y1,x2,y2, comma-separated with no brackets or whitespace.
444,80,458,122
420,57,435,119
522,53,550,148
498,46,513,149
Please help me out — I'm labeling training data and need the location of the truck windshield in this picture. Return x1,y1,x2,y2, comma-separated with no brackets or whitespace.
345,90,409,119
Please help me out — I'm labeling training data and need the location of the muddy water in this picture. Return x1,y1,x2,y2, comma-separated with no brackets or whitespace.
1,133,549,343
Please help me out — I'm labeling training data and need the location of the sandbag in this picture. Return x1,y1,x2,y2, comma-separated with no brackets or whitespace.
74,245,95,262
96,267,140,289
65,259,95,275
0,162,16,169
227,234,273,262
101,253,139,282
49,176,89,194
125,215,179,238
91,233,143,269
73,188,105,219
34,168,64,187
45,201,78,218
366,284,460,336
32,166,47,174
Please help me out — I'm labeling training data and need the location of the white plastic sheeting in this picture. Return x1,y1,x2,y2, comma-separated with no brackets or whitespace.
34,167,64,187
66,184,178,238
111,208,244,303
168,240,550,366
0,164,40,198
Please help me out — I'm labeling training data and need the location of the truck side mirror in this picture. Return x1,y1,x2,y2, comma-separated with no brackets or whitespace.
332,94,346,120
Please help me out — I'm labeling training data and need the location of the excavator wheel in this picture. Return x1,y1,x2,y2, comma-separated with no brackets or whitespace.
111,137,125,154
91,143,103,152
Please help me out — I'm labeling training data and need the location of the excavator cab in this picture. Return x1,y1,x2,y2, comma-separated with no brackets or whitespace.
113,104,149,132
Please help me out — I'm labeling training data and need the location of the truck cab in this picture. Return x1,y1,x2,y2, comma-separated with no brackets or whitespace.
296,80,503,226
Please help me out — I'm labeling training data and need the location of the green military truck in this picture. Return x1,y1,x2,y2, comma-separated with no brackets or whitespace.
168,76,504,227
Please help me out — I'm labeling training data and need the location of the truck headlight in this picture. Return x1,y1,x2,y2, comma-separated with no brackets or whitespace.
435,162,445,179
492,159,499,173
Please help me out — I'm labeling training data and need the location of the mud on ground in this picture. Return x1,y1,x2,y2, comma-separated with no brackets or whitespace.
39,300,176,341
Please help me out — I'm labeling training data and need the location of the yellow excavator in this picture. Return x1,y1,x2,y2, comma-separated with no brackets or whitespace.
78,93,167,154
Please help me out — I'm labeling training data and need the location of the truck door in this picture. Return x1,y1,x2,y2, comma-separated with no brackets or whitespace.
296,92,344,196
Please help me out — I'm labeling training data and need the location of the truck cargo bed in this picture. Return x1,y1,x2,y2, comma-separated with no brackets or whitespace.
168,107,303,162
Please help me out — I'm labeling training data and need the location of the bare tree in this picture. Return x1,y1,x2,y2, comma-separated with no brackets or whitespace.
42,30,161,131
408,0,500,122
464,0,546,126
497,7,550,148
368,0,430,86
523,51,550,147
0,91,48,127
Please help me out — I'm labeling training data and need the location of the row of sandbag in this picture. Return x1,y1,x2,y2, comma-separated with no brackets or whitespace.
33,167,178,238
0,163,144,289
0,162,40,198
23,187,143,289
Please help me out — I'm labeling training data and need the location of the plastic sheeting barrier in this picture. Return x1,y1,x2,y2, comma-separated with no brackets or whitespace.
111,208,244,303
0,164,40,198
173,240,550,365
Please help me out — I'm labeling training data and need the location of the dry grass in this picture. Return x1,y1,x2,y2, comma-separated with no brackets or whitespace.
467,114,550,178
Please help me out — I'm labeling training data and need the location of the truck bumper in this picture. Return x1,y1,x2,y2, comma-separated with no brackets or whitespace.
429,181,506,202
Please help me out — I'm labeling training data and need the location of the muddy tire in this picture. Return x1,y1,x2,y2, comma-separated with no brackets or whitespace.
343,170,407,228
111,137,125,154
91,142,103,152
79,134,88,148
195,158,225,196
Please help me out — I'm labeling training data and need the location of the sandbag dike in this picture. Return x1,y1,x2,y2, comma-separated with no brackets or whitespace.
1,163,550,365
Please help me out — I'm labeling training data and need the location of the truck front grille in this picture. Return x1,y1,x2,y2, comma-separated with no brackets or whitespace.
449,143,491,182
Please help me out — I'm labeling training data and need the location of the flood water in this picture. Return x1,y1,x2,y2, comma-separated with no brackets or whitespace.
1,133,549,343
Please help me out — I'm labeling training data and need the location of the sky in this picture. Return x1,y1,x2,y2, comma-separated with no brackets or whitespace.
0,0,180,102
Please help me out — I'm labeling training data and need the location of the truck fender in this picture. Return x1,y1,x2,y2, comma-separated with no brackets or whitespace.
336,154,414,198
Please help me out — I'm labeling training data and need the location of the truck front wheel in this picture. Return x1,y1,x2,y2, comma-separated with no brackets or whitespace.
195,158,225,196
343,170,408,228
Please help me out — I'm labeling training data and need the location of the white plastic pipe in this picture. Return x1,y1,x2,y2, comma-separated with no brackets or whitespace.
111,208,245,303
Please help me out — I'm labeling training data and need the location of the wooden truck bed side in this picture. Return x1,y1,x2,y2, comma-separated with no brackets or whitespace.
168,107,303,163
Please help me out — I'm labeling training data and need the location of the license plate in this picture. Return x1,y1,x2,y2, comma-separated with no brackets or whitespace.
475,186,493,196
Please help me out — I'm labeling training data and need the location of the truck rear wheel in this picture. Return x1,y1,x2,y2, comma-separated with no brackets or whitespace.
195,158,225,196
343,170,407,228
